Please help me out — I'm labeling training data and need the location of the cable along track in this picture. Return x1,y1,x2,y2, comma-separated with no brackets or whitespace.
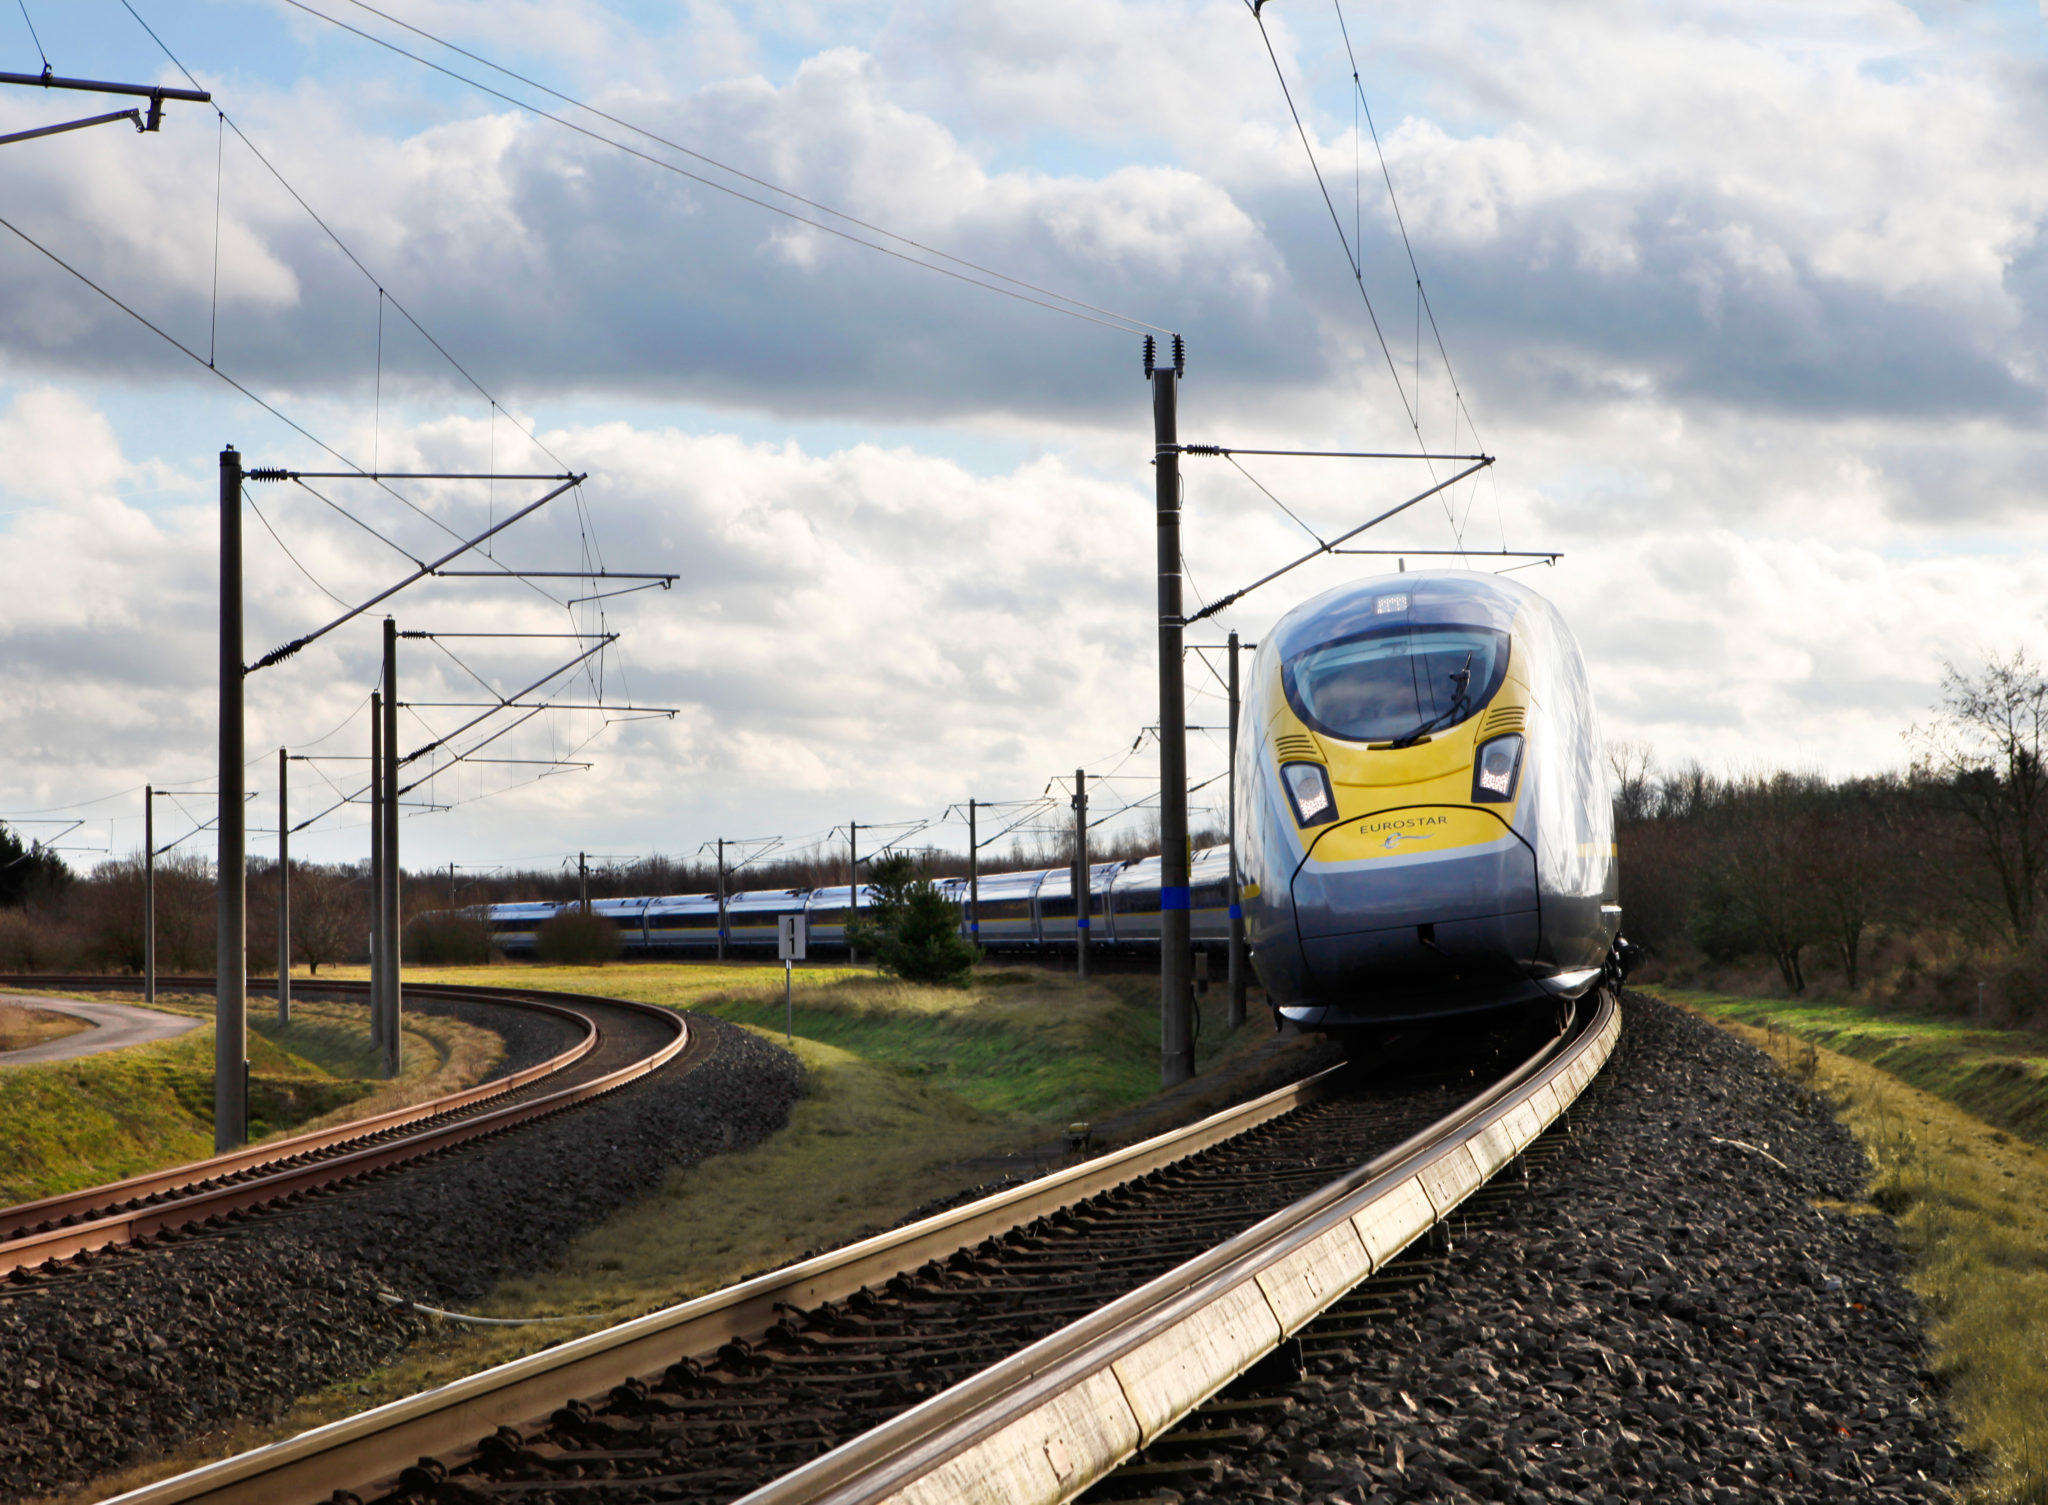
0,976,690,1280
102,991,1619,1505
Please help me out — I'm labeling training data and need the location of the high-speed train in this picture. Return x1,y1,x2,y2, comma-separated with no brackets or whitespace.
1235,570,1622,1032
475,846,1242,958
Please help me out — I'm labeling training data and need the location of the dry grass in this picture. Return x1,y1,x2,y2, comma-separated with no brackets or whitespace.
265,1000,505,1131
1703,1008,2048,1503
0,1001,91,1053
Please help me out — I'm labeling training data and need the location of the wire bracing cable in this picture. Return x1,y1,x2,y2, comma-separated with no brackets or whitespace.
321,0,1174,339
246,486,351,608
13,0,47,70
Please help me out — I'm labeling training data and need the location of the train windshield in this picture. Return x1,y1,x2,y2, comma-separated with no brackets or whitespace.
1284,625,1508,744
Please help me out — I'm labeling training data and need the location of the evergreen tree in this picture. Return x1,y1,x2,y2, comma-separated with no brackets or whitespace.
849,851,979,986
0,823,70,909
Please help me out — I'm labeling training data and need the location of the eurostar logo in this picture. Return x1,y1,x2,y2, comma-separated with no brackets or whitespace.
1380,829,1429,851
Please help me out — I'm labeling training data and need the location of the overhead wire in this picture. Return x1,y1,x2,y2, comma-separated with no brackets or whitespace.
1245,0,1469,551
118,0,599,653
1329,0,1488,533
272,0,1166,338
329,0,1177,340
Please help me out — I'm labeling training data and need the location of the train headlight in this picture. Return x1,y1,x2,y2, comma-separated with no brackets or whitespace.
1281,762,1339,827
1472,733,1525,803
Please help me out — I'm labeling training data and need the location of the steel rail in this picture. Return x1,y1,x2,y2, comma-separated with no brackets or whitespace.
93,998,1616,1505
0,977,597,1232
0,978,688,1278
741,990,1620,1505
99,1047,1365,1505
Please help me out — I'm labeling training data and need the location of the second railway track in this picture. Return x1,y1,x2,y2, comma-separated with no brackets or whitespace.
0,976,694,1280
107,989,1621,1505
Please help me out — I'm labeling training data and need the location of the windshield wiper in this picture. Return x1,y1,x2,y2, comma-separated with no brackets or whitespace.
1388,653,1474,748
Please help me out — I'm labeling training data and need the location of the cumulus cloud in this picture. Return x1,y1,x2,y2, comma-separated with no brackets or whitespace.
2,0,2047,868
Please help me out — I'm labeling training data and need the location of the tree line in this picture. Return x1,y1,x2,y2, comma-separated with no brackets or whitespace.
6,648,2037,1012
0,807,1222,977
1615,650,2048,1017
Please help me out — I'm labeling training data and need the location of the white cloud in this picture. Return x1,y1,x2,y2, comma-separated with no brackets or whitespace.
1,0,2046,872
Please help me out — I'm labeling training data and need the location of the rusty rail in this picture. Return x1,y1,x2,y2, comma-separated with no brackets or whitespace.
0,977,687,1278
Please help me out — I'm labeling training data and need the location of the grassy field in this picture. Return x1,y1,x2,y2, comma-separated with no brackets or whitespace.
0,991,502,1204
320,959,1249,1123
0,1000,91,1052
1686,996,2048,1503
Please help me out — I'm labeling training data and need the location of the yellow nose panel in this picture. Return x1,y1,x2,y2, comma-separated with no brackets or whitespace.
1308,805,1512,864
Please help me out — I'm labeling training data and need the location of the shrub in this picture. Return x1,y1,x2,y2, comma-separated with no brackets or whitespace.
849,852,979,987
535,908,620,965
405,908,495,966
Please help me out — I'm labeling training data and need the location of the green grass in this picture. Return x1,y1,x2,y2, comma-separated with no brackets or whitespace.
1647,985,2048,1153
0,991,504,1204
361,960,1233,1129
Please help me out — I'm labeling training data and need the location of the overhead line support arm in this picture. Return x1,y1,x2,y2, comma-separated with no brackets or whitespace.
246,474,586,670
1184,457,1493,626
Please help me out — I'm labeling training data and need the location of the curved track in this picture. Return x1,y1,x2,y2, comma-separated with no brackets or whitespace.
0,976,692,1280
102,992,1620,1505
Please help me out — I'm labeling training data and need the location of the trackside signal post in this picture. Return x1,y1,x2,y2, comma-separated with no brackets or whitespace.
778,914,807,1043
1149,339,1194,1087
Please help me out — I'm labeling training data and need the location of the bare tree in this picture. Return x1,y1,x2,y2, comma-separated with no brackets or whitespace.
1699,774,1825,992
293,864,367,973
1911,650,2048,946
1607,740,1657,825
1801,779,1894,986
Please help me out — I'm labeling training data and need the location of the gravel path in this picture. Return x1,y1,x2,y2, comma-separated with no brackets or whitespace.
0,997,202,1065
1148,992,1967,1505
0,1013,801,1502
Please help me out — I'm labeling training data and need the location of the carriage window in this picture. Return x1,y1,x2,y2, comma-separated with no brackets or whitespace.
1283,626,1508,744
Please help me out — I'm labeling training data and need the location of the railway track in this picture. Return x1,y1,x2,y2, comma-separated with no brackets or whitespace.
104,990,1620,1505
0,976,693,1281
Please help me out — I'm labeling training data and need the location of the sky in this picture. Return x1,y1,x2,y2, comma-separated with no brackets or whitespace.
1,0,2044,880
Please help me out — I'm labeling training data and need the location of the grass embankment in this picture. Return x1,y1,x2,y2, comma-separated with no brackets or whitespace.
0,1001,90,1052
1657,986,2048,1152
0,991,503,1205
1681,992,2048,1503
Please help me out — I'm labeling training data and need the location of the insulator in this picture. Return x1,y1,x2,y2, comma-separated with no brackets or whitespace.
1142,334,1156,377
1172,332,1186,375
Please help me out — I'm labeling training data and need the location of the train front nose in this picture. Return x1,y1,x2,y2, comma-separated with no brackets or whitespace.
1288,831,1540,1018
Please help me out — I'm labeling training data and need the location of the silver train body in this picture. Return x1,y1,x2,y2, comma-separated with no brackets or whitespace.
477,846,1240,958
1235,570,1621,1031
